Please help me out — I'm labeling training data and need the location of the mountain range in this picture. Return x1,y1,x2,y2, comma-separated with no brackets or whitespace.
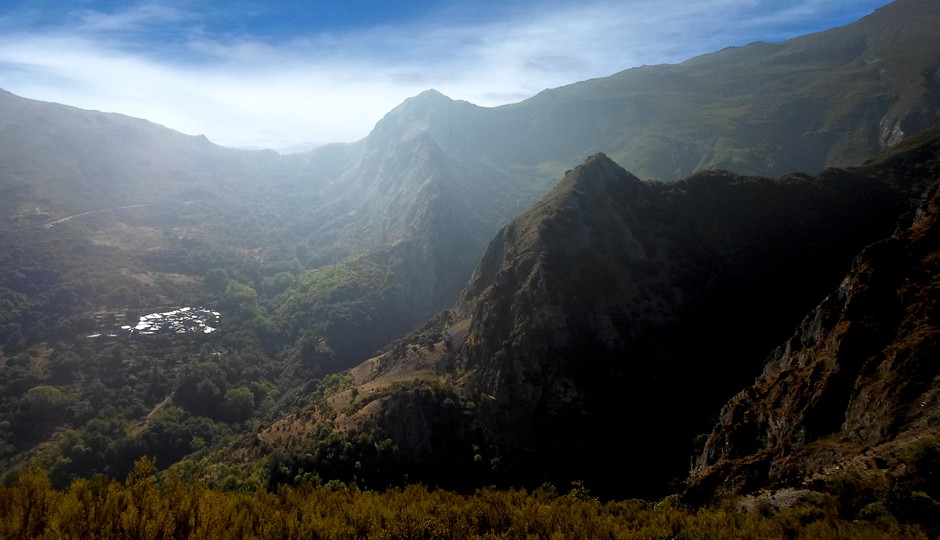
247,127,938,499
0,0,939,507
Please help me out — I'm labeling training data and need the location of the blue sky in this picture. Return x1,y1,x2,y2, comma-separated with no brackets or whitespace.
0,0,891,152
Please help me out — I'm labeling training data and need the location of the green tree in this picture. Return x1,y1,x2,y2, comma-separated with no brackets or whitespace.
203,268,229,294
15,385,74,435
263,271,295,296
174,361,227,418
222,386,255,423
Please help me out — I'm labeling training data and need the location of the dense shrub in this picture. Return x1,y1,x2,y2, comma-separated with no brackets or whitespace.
0,461,932,539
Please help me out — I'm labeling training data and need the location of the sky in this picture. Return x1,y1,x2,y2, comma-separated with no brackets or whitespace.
0,0,892,152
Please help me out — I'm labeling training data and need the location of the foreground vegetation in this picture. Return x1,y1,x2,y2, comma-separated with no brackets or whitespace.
0,458,932,540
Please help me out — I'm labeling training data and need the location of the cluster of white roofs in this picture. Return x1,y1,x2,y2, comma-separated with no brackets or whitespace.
87,307,220,338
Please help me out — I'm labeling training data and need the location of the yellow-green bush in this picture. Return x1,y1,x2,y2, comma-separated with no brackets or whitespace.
0,460,932,539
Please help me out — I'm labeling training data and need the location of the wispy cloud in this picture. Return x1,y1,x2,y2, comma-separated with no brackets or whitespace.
76,3,189,33
0,0,888,151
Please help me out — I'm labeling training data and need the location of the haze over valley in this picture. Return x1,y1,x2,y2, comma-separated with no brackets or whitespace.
2,0,940,537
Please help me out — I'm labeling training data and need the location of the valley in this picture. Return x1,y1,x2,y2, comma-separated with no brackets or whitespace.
1,0,940,536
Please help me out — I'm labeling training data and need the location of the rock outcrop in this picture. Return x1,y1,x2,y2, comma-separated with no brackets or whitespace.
687,179,940,500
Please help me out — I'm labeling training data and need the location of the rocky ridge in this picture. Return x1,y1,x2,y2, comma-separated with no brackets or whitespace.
277,137,937,497
687,166,940,502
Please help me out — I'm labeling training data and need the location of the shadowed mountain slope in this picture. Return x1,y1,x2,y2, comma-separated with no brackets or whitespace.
252,129,940,499
686,136,940,502
440,158,913,497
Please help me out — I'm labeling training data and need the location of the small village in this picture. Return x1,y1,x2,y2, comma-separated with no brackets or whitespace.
87,307,220,338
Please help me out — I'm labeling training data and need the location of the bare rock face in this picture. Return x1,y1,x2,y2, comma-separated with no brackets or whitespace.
688,181,940,500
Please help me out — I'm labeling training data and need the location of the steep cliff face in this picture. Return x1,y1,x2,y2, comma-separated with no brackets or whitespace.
687,180,940,500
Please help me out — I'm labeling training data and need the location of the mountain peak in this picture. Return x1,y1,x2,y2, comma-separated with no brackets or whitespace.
395,89,455,111
585,151,612,163
554,152,642,199
412,89,452,102
366,88,483,152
